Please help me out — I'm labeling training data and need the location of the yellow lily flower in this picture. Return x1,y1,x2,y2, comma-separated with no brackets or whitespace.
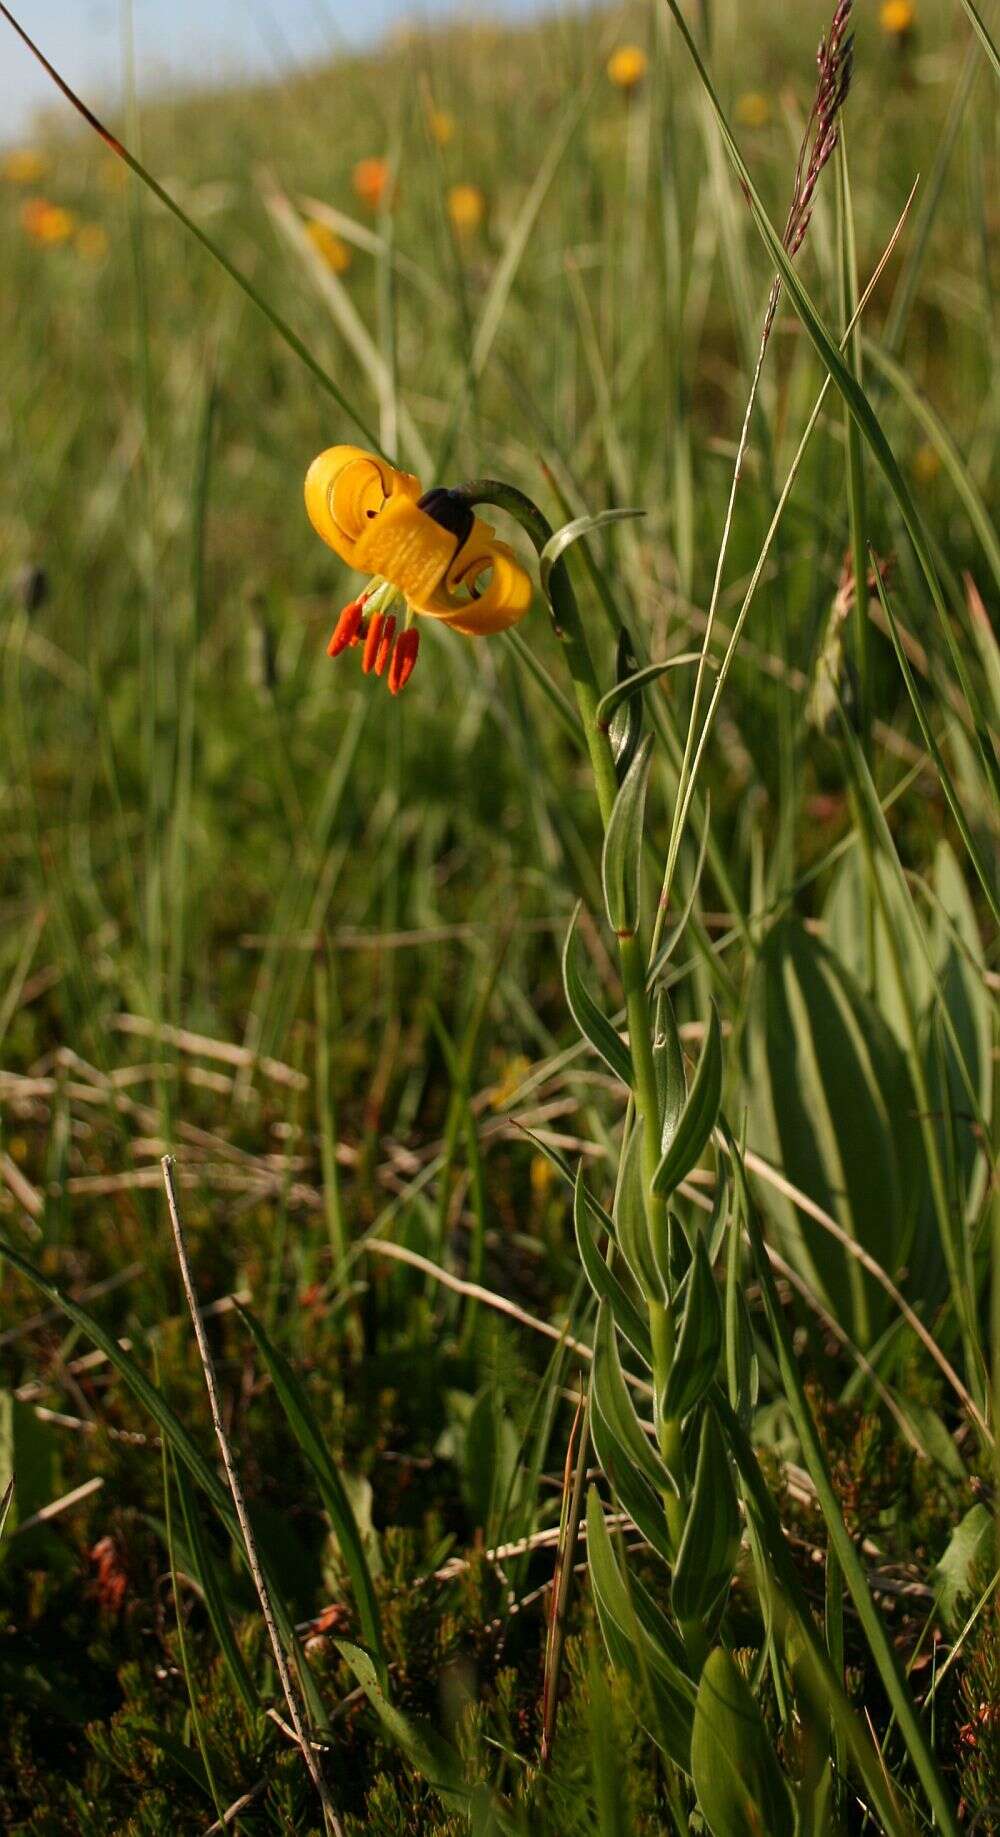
304,445,533,692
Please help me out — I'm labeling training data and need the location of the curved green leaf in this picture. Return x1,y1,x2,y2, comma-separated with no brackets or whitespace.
602,734,654,937
596,654,705,730
663,1235,723,1421
592,1307,676,1497
586,1487,695,1771
562,903,633,1088
671,1407,741,1624
539,508,644,601
653,990,686,1157
652,1004,722,1198
573,1166,652,1368
691,1648,794,1837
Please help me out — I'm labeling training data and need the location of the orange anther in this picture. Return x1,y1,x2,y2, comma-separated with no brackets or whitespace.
327,598,364,656
388,626,420,695
374,614,397,676
362,610,384,674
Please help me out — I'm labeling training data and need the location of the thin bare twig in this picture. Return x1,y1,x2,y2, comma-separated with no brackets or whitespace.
541,1386,589,1766
160,1157,342,1835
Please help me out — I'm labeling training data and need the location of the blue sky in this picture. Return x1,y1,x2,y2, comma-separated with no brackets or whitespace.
2,1,544,141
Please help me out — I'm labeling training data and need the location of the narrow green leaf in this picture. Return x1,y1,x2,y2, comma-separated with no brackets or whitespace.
652,1005,722,1198
663,1236,723,1421
956,0,1000,80
691,1648,794,1837
592,1307,676,1497
237,1305,386,1688
609,628,644,781
539,509,644,602
671,1407,740,1623
174,1460,259,1715
562,904,633,1088
652,990,686,1157
614,1123,664,1302
589,1394,675,1567
602,734,654,937
573,1167,653,1369
586,1487,695,1771
596,654,704,729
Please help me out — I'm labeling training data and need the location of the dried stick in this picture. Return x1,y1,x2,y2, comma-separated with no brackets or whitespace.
540,1386,589,1766
160,1156,342,1836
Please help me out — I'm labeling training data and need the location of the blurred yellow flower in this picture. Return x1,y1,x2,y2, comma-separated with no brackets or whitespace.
880,0,915,35
2,148,49,184
352,157,393,211
428,108,455,147
76,223,109,262
530,1154,556,1200
305,219,352,274
490,1054,532,1109
447,183,486,235
913,442,941,484
735,91,772,129
607,44,648,92
21,198,75,245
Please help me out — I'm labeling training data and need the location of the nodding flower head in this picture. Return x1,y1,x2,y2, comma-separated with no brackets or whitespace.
305,445,533,694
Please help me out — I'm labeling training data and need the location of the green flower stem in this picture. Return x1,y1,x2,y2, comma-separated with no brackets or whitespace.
460,480,686,1552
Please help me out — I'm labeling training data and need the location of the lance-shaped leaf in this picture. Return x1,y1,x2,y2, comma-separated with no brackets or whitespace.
608,628,643,780
653,989,686,1156
652,1004,722,1198
589,1393,674,1567
574,1166,652,1368
662,1234,723,1421
596,654,705,731
614,1123,666,1302
592,1307,676,1498
562,903,633,1089
586,1487,695,1772
602,734,654,937
691,1648,794,1837
538,507,644,602
671,1406,741,1623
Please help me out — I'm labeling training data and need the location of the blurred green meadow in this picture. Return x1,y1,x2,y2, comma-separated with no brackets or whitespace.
0,1,998,1830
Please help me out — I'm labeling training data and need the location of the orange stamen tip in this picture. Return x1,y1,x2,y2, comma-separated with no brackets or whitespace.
374,614,397,677
389,627,420,695
362,610,384,674
327,598,365,656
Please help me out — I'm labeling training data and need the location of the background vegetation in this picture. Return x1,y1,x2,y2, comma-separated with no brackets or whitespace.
0,0,997,1830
